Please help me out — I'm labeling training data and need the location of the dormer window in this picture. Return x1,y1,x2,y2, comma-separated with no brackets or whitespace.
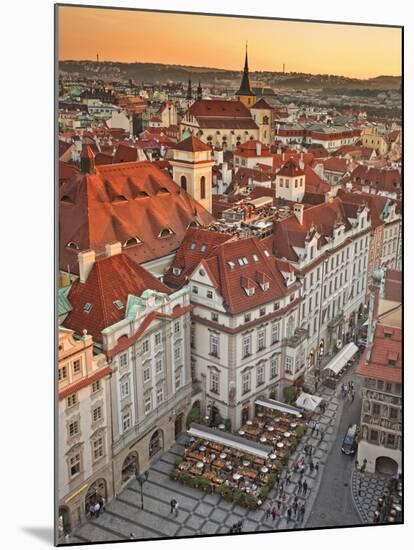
83,302,93,313
253,254,259,262
66,241,79,250
245,287,255,296
113,300,124,310
261,282,270,292
264,250,270,257
200,244,207,252
227,261,235,269
112,195,128,203
123,236,141,248
159,227,174,238
173,267,182,276
190,242,196,251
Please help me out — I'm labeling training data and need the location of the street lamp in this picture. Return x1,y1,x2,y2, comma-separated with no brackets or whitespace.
135,470,149,510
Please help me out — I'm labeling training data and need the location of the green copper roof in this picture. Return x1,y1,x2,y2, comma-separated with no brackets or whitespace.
58,286,72,316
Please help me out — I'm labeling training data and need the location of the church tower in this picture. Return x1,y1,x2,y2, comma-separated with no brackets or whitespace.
186,79,193,100
236,43,256,108
170,135,214,213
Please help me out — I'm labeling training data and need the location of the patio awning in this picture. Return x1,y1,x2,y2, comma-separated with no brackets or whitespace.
295,392,322,412
323,342,359,375
255,397,302,418
187,423,273,459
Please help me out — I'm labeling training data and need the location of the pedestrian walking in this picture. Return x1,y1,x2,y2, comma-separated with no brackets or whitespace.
298,479,303,493
351,391,355,403
266,506,271,519
100,497,106,513
300,503,306,521
287,507,292,522
277,500,282,511
315,461,319,474
320,428,324,442
271,507,277,521
174,500,179,517
170,498,176,514
309,461,314,473
303,480,308,496
129,533,136,539
293,500,298,517
94,502,101,518
286,472,291,485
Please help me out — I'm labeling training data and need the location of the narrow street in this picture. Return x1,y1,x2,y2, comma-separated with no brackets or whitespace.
306,371,363,528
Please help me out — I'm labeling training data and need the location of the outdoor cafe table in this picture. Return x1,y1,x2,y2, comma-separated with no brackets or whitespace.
185,450,205,461
239,467,258,479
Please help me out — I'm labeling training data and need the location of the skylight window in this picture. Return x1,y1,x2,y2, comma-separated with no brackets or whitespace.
242,257,249,265
253,254,259,262
227,261,235,269
238,258,244,266
113,300,124,310
190,243,196,251
201,244,207,252
83,303,93,313
264,250,270,257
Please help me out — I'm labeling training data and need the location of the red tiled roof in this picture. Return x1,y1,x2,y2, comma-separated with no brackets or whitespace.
251,98,272,110
356,324,402,383
59,140,73,158
322,157,350,173
336,188,387,229
277,159,305,178
173,135,211,153
59,161,80,185
272,198,354,261
188,99,252,118
200,236,290,314
351,166,401,194
113,143,139,163
164,227,234,288
63,253,171,342
59,161,214,274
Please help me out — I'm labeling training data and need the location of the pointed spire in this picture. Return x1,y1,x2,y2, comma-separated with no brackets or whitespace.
186,79,192,100
197,80,203,101
236,42,255,98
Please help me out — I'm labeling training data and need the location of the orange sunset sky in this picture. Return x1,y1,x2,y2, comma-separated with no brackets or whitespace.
58,6,402,79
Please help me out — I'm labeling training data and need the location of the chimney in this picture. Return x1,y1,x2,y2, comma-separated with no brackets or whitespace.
105,242,122,257
293,203,304,225
78,249,96,283
256,142,262,156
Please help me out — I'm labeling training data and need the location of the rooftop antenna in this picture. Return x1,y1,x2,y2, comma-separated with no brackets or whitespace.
96,53,99,63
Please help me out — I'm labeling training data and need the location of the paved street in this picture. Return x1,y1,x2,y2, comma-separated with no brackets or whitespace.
68,367,365,544
306,368,363,528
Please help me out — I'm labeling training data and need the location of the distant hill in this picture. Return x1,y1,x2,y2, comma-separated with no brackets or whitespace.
59,60,401,91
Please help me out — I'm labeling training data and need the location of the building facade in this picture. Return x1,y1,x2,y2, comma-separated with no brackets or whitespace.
356,279,402,475
57,327,112,541
273,197,372,372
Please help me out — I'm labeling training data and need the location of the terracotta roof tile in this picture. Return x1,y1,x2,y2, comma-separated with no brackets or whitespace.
59,162,214,274
199,236,290,314
173,135,212,153
64,253,171,343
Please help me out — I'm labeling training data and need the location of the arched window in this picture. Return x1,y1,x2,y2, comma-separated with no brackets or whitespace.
200,176,206,200
159,228,173,238
180,175,187,191
149,429,163,458
121,452,138,484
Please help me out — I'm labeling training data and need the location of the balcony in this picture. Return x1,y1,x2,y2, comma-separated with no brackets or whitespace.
285,328,308,348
